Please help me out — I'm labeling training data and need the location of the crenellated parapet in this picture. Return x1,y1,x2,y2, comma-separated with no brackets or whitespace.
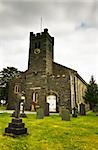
30,28,54,44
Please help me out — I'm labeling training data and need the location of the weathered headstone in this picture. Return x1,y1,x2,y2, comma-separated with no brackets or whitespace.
79,103,86,115
72,107,78,117
44,103,49,116
36,106,44,119
94,104,98,116
59,106,70,121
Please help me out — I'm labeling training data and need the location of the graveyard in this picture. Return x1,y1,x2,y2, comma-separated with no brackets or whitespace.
0,111,98,150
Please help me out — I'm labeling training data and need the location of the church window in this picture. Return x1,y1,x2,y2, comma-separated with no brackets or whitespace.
32,92,39,103
35,42,37,49
35,42,41,49
38,42,41,48
35,93,39,103
14,85,19,94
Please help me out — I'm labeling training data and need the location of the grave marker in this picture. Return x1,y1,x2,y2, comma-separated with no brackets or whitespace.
72,107,78,117
44,103,49,116
59,106,70,121
5,93,27,136
94,104,98,116
79,103,86,115
36,106,44,119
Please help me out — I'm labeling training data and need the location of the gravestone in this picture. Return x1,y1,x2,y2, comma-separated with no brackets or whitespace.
79,103,86,115
11,95,20,117
14,95,21,118
59,106,70,121
36,106,44,119
44,103,49,116
72,107,78,117
5,94,27,136
11,111,15,117
5,118,27,135
94,104,98,116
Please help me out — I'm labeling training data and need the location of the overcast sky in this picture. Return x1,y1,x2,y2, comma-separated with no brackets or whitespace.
0,0,97,83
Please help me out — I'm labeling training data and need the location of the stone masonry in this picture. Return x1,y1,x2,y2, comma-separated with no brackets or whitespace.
7,29,89,113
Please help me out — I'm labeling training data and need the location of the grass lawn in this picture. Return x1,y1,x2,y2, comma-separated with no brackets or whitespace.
0,105,6,110
0,112,98,150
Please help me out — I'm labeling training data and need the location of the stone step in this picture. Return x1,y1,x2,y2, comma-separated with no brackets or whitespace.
5,127,27,135
12,118,22,123
9,122,25,128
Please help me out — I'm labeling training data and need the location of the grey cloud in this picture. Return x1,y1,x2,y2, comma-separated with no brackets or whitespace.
0,1,56,28
0,0,97,31
0,0,97,82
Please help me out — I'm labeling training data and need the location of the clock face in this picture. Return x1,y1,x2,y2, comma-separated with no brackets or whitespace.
34,48,40,54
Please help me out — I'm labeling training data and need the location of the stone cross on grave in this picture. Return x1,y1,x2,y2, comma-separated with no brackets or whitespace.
5,92,27,136
11,93,21,117
12,93,22,118
14,94,20,118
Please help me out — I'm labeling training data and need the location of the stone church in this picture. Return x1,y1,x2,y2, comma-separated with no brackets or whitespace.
7,28,89,113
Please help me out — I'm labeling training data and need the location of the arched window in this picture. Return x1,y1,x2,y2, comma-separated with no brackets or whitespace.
35,42,37,49
38,42,40,48
14,85,19,94
32,92,39,103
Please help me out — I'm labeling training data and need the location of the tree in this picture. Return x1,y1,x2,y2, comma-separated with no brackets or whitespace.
83,75,98,110
0,67,20,103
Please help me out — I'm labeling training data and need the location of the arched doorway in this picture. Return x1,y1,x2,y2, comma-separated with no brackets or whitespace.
32,92,39,111
47,95,57,112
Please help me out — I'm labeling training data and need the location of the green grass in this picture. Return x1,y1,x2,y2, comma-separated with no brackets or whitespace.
0,105,6,110
0,112,98,150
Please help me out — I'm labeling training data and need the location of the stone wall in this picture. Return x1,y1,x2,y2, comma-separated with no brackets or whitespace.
24,71,47,110
47,74,71,110
7,29,89,112
7,62,89,112
28,29,54,75
76,76,89,111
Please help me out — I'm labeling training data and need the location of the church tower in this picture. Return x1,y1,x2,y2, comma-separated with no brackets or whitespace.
28,28,54,75
7,28,88,113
